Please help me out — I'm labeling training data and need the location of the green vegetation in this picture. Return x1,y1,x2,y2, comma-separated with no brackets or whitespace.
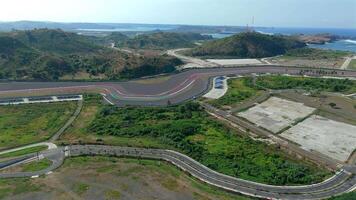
207,77,261,108
86,102,330,185
284,48,350,60
255,75,356,94
73,182,90,195
0,29,182,80
348,59,356,69
117,32,211,49
22,159,52,172
105,190,121,199
0,102,76,149
0,178,41,199
187,32,305,58
60,95,169,149
0,145,47,159
328,192,356,200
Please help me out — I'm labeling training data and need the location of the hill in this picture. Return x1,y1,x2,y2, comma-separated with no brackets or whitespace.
0,29,182,80
187,32,306,58
7,29,101,54
117,32,212,49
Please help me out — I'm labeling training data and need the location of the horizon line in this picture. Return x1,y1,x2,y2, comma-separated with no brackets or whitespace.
0,20,355,30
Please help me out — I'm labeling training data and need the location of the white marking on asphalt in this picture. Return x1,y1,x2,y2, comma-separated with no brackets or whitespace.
103,96,114,105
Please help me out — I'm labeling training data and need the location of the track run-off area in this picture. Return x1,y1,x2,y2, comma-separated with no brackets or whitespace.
0,65,356,200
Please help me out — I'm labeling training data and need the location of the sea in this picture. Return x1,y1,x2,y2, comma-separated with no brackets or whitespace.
78,25,356,53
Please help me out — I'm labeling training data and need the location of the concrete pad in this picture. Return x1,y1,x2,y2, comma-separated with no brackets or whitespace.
238,97,315,133
204,77,228,99
281,115,356,162
207,59,262,66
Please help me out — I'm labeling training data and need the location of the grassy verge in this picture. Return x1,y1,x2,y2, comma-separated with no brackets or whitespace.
62,97,330,185
206,77,262,109
328,192,356,200
0,102,77,149
22,159,52,172
255,75,356,94
0,145,48,159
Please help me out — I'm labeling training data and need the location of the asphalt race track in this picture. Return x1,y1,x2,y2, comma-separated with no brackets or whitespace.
1,65,356,106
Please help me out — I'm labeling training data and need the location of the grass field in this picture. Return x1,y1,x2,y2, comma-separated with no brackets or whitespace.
0,102,77,150
62,97,330,186
255,75,356,94
348,59,356,69
0,157,252,200
206,77,262,109
22,159,52,172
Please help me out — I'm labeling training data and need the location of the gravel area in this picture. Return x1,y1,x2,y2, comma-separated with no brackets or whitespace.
237,97,316,133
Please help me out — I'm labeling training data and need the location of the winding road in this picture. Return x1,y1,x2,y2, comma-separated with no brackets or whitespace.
0,145,355,200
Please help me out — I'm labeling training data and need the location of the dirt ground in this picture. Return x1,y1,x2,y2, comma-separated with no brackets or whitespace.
3,157,250,200
275,91,356,125
237,97,315,133
267,57,345,68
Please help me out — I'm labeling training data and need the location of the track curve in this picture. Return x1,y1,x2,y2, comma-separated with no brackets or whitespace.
1,66,356,106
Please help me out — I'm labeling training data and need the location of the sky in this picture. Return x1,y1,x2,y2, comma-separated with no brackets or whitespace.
0,0,355,29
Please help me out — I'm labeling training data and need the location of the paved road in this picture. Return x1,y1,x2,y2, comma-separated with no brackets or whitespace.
0,142,57,156
0,66,355,106
341,56,356,69
2,145,355,200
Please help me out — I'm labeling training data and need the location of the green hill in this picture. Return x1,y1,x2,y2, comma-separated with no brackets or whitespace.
8,29,101,54
187,32,306,58
0,29,182,80
117,32,212,49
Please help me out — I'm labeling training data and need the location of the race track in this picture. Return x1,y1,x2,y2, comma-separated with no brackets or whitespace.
1,66,355,106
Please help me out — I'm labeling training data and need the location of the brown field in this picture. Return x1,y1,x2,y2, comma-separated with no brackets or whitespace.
0,157,250,200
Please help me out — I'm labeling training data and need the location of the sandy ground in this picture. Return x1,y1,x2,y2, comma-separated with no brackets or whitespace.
281,115,356,162
203,77,228,99
207,59,262,66
237,97,316,133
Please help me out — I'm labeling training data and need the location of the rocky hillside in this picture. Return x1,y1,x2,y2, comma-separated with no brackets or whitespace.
187,32,306,58
0,29,182,80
